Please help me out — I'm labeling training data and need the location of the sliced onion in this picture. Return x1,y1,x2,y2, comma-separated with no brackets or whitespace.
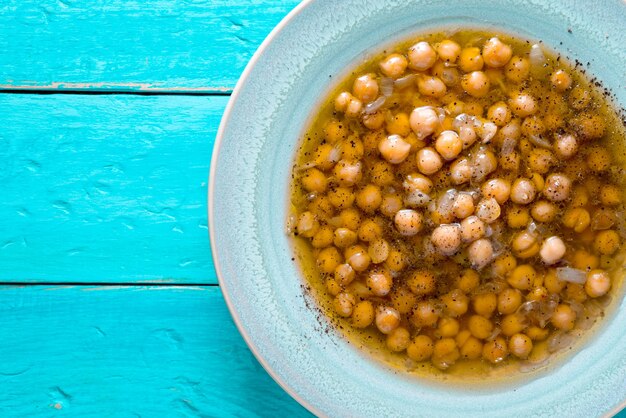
405,190,431,207
394,74,417,89
329,144,342,164
437,189,458,215
364,96,386,114
477,121,498,143
528,134,552,149
380,77,394,97
529,44,549,77
295,161,318,171
453,113,476,130
486,326,501,341
306,192,317,201
556,267,587,284
501,137,516,155
519,356,551,373
547,331,575,353
470,147,497,183
517,300,540,316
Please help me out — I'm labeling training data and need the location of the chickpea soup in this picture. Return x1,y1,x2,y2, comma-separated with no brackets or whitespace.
288,29,626,380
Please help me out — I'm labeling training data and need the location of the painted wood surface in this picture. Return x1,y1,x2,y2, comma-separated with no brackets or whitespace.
0,94,218,284
0,285,310,417
0,0,300,93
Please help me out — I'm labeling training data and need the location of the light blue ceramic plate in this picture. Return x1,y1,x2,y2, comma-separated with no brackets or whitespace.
210,1,626,416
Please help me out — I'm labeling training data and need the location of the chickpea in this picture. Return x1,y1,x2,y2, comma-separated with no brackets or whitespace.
438,317,460,338
339,208,361,230
379,134,411,164
334,263,355,286
441,289,469,317
482,37,512,68
531,200,558,223
394,209,423,236
498,288,523,315
504,56,530,83
459,125,478,149
540,236,566,265
570,86,591,110
553,133,578,160
390,286,418,314
572,112,605,140
544,268,567,293
370,161,395,187
407,269,436,296
308,195,334,218
528,148,555,174
450,157,472,185
461,71,490,98
571,249,599,271
563,207,590,233
507,264,535,291
487,101,512,126
457,269,480,293
411,300,440,327
333,227,358,248
453,193,475,219
366,269,393,297
375,306,401,334
333,159,362,186
500,313,527,336
301,168,327,193
468,238,494,270
317,247,343,274
432,62,461,87
460,336,483,360
296,211,319,238
352,73,379,103
482,179,511,204
407,335,435,361
526,326,549,341
418,75,447,98
351,301,375,328
357,219,382,242
550,69,572,91
585,269,611,298
408,41,437,71
431,224,462,256
492,252,517,277
432,338,460,370
587,146,611,172
362,111,385,130
460,215,486,243
380,194,403,218
312,225,334,248
506,204,530,228
379,53,408,78
345,245,371,272
326,278,342,296
437,39,461,62
511,230,540,259
482,336,509,364
386,327,411,352
510,178,537,205
509,333,533,359
368,238,390,264
416,147,443,175
404,172,433,194
410,106,440,140
473,292,497,318
593,230,620,255
312,143,338,171
386,112,411,136
435,130,463,160
333,292,356,317
551,304,576,331
468,315,494,339
356,184,382,213
509,93,537,117
476,196,502,224
543,173,572,202
600,184,622,207
459,47,484,72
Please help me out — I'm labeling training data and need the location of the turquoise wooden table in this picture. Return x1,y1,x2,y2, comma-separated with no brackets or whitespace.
0,2,623,417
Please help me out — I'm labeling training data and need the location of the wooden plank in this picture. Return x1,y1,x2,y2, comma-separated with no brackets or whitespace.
0,94,218,283
0,0,300,93
0,285,311,417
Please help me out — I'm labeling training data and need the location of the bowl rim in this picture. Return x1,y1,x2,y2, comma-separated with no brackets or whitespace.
208,1,626,416
209,0,323,416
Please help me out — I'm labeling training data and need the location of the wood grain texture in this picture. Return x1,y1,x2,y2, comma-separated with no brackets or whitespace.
0,285,311,417
0,0,300,92
0,94,218,283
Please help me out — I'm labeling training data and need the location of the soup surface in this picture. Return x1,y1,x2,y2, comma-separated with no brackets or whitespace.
289,29,626,379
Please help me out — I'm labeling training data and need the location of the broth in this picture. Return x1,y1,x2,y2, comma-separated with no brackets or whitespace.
289,29,626,382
